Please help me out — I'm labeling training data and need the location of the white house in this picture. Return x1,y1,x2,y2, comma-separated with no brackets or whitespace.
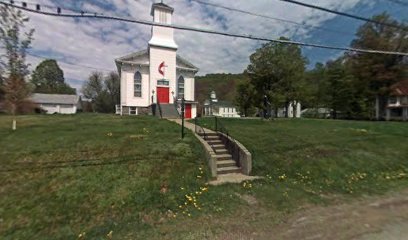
31,93,81,114
203,91,240,118
115,2,198,119
376,79,408,121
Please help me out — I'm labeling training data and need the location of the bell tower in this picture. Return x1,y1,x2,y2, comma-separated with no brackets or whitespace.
149,1,177,105
149,2,178,49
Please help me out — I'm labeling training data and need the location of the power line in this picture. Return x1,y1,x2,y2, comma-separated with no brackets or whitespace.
1,1,408,56
10,0,104,15
189,0,355,37
279,0,406,31
27,52,113,72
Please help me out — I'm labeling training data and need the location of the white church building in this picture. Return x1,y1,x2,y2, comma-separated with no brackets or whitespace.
115,2,198,118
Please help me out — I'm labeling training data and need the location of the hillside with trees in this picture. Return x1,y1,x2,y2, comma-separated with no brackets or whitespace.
230,13,407,119
195,73,249,113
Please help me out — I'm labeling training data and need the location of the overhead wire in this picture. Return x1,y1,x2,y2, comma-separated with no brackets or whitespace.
27,52,113,72
1,1,407,56
279,0,407,31
189,0,356,37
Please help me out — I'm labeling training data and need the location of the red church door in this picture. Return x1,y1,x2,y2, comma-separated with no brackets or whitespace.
157,87,169,103
185,104,192,119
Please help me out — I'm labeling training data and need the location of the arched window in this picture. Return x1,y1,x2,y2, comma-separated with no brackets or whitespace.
134,71,142,97
177,76,185,99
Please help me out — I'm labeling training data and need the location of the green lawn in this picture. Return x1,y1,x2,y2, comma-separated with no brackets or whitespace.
1,114,408,239
0,114,229,239
197,117,408,205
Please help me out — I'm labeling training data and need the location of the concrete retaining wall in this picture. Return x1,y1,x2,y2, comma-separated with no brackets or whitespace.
218,132,252,175
193,132,218,178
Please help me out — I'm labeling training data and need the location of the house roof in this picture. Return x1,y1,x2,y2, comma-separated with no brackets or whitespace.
31,93,80,105
151,2,174,16
390,80,408,96
115,49,199,72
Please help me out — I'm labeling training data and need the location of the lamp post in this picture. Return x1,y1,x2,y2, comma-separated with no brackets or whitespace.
181,97,185,139
151,90,156,116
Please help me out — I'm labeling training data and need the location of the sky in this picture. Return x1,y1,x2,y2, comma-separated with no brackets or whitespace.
14,0,408,91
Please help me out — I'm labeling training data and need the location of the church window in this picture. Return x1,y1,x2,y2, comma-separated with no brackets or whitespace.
134,71,142,97
177,76,185,99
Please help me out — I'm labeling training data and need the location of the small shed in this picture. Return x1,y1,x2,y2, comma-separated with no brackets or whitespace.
31,93,81,114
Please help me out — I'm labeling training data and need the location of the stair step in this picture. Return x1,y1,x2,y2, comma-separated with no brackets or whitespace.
215,154,232,160
206,135,220,139
217,166,241,175
212,144,225,149
206,140,222,144
215,148,228,154
217,160,236,168
199,132,217,136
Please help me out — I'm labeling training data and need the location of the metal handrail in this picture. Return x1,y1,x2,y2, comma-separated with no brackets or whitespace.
215,117,241,167
194,117,216,152
173,97,181,117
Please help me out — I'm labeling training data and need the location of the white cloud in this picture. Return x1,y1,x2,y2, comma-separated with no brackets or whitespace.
19,0,369,90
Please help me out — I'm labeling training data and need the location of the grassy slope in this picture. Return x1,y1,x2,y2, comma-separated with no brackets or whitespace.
198,117,408,206
0,114,224,239
2,115,408,238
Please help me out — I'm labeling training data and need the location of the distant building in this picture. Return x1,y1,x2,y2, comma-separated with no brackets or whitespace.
31,93,81,114
376,80,408,121
203,91,240,118
271,102,302,118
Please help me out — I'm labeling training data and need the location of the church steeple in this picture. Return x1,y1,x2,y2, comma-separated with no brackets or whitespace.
149,1,178,49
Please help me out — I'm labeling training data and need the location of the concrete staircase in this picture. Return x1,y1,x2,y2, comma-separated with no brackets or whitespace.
199,132,241,175
159,104,180,119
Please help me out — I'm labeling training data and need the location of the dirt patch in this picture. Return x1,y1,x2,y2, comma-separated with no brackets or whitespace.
200,189,408,240
255,189,408,240
236,193,258,206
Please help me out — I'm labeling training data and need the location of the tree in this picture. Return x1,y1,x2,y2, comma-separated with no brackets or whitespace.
0,5,34,78
82,71,104,101
104,71,120,109
234,81,255,117
325,59,356,119
0,5,34,129
30,59,76,94
246,37,307,117
3,74,32,116
82,71,120,113
348,13,408,119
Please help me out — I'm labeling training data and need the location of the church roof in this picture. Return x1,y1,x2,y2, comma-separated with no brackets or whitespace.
151,2,174,16
115,49,199,72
